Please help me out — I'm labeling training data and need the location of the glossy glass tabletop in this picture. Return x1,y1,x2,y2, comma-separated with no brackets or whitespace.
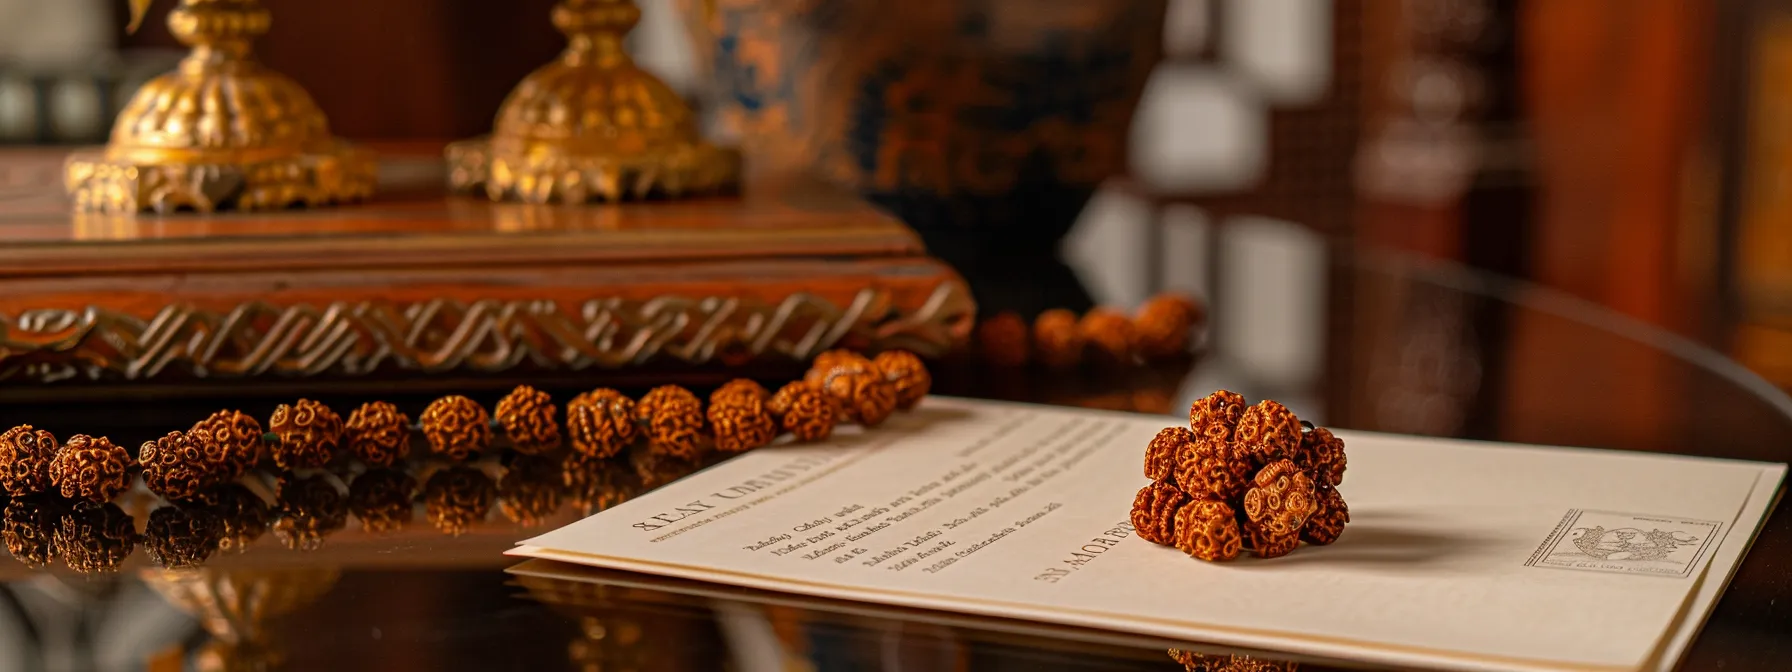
1,249,1786,672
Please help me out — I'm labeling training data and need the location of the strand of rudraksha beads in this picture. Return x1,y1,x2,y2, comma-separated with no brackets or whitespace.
0,349,931,506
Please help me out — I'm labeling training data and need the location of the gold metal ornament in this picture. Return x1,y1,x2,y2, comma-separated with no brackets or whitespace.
447,0,741,204
64,0,376,214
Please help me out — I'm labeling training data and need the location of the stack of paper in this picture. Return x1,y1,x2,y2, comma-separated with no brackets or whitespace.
512,397,1785,672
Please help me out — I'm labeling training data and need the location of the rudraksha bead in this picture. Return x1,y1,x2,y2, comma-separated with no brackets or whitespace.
425,466,495,537
55,503,135,573
269,399,343,470
1235,400,1303,466
566,388,638,459
346,401,411,467
805,350,873,387
709,387,777,454
1242,459,1318,539
1078,307,1136,363
0,425,58,496
1302,485,1349,546
815,366,898,428
348,469,416,535
144,505,224,569
636,386,709,459
1130,482,1187,545
190,410,263,478
1244,517,1301,559
1175,437,1253,503
1173,499,1242,562
422,395,491,462
498,454,563,528
873,350,931,410
564,452,641,516
496,385,562,455
49,435,132,503
1297,425,1347,488
1169,651,1297,672
977,312,1031,367
139,431,218,503
273,474,347,551
1134,293,1203,359
1032,308,1085,369
714,379,768,403
766,382,838,442
3,498,61,568
1144,426,1192,482
206,483,269,553
1188,390,1249,443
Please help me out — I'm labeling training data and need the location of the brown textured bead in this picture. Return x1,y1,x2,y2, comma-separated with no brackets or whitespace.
873,350,932,409
49,435,132,503
1244,517,1301,559
425,466,495,537
805,349,873,385
1188,390,1249,443
1297,425,1347,487
1078,307,1136,362
144,505,223,569
499,454,564,527
190,410,263,478
1175,437,1253,503
3,498,60,568
139,431,218,502
207,483,269,553
496,385,562,455
1144,426,1192,482
55,503,135,573
708,388,777,453
1302,485,1349,546
1169,651,1298,672
1130,482,1187,545
269,399,343,470
566,388,638,459
1242,459,1318,539
637,385,709,459
273,474,347,551
345,401,411,467
422,395,491,462
816,366,898,428
1235,400,1303,466
1174,499,1243,562
1032,308,1085,368
1134,293,1203,359
348,469,416,534
715,379,769,402
977,312,1031,367
0,425,58,496
767,382,839,442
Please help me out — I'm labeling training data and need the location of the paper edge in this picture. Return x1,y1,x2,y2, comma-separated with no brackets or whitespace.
1647,463,1788,671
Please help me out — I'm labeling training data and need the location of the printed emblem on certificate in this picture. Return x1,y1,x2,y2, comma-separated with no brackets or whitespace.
1528,509,1725,578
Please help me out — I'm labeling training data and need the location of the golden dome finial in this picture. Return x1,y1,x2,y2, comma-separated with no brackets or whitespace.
65,0,376,214
447,0,741,204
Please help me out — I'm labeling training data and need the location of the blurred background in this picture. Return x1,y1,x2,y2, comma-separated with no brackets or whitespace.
0,0,1787,392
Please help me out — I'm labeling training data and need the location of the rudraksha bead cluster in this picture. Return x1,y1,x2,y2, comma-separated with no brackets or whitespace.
1130,390,1350,562
978,292,1205,369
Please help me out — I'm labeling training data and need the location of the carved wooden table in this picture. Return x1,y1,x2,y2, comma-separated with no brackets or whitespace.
0,145,974,400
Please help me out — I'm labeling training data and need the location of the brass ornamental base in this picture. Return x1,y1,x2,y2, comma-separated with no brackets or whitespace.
65,0,376,214
448,0,741,204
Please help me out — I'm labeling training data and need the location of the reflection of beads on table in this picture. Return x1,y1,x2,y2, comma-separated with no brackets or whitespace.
2,498,60,568
145,505,224,569
425,466,495,537
274,474,348,552
56,503,136,573
348,469,417,535
499,455,564,528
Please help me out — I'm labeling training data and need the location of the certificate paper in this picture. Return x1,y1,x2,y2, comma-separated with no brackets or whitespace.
512,397,1786,672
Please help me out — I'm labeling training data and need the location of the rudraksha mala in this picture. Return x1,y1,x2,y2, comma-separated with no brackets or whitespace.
0,349,933,569
1131,390,1350,562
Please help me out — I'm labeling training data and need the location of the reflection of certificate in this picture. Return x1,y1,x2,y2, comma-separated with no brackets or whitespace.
512,397,1786,672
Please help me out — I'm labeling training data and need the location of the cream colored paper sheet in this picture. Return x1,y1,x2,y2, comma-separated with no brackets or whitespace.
512,397,1785,672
